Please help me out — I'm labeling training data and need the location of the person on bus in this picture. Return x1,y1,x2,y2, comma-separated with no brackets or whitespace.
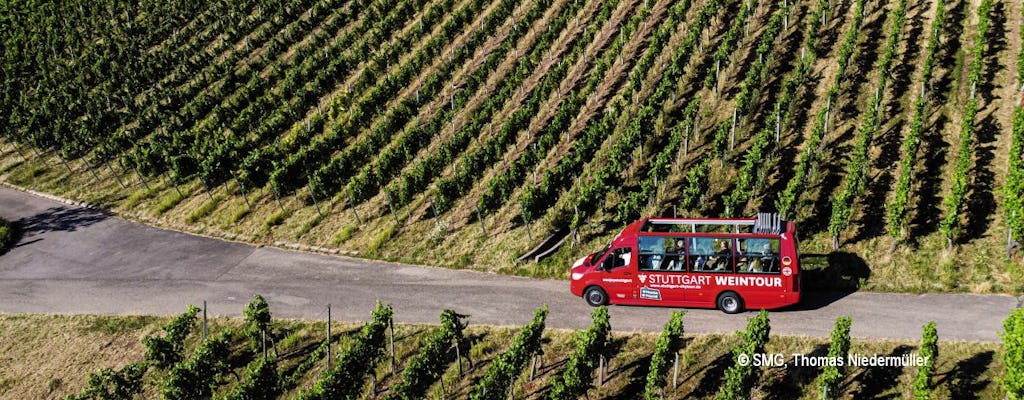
710,241,732,270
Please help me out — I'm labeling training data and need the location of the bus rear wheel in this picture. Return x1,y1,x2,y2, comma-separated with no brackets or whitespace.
584,286,608,307
717,292,744,314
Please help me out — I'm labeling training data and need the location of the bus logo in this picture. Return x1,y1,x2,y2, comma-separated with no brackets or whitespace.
638,274,648,283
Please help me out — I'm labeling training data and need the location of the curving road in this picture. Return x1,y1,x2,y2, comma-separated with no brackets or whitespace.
0,187,1018,341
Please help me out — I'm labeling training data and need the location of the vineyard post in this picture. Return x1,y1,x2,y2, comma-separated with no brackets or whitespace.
85,161,101,183
520,201,533,241
673,352,679,388
476,202,488,237
599,355,605,386
272,183,285,213
390,319,396,374
163,170,182,197
386,191,400,225
346,188,362,224
30,143,43,160
1008,212,1015,258
56,152,74,174
202,300,207,340
134,165,151,190
308,182,322,218
431,201,440,230
201,178,214,201
824,97,831,143
262,329,267,360
730,108,737,151
775,103,781,142
327,304,332,367
231,171,250,209
455,337,464,376
3,135,24,161
106,160,127,189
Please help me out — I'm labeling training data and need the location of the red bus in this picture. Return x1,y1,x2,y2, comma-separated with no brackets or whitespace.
569,213,800,313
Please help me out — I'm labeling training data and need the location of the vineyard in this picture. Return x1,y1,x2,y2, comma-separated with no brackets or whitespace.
1,0,1023,292
0,299,1017,399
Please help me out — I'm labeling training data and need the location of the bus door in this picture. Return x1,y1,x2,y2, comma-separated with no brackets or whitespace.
597,247,635,302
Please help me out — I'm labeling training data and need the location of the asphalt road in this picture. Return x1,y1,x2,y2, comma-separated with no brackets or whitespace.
0,187,1018,341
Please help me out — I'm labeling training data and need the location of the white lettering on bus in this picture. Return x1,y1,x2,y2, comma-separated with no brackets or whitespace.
647,274,711,286
714,276,783,288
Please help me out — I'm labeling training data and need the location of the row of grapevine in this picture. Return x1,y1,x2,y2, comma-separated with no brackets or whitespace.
429,0,624,214
547,306,611,399
775,0,865,220
193,0,428,185
717,3,802,215
702,0,762,90
142,305,200,369
265,0,481,194
470,306,548,400
541,0,729,228
816,316,852,399
1007,107,1024,250
913,322,938,400
384,310,467,400
517,0,697,220
297,302,394,400
377,0,592,209
66,363,148,400
1005,309,1024,400
306,0,528,202
827,0,910,247
642,311,685,400
109,0,315,164
712,0,826,216
714,310,770,400
1002,4,1024,251
129,0,363,175
474,0,660,216
938,0,993,245
162,331,234,400
885,0,946,241
2,0,208,156
625,0,787,220
342,0,557,206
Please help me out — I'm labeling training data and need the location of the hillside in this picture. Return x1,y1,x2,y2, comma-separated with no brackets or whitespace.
1,0,1023,293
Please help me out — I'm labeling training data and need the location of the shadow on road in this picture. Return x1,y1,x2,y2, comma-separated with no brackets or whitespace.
14,206,108,238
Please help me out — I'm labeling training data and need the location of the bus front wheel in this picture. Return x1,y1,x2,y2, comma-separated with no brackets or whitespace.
717,292,744,314
584,286,608,307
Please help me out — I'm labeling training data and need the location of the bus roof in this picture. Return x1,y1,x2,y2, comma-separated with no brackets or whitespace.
622,213,787,236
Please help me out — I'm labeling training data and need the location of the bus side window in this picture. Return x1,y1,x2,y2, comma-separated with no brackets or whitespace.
605,248,632,270
739,239,781,274
688,238,714,271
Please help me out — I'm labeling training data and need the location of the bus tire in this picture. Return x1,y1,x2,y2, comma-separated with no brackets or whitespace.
584,286,608,307
717,292,744,314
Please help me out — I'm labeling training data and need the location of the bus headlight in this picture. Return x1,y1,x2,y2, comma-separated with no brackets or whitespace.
571,272,584,280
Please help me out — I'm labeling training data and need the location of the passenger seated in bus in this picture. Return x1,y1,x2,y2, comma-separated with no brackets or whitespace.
668,239,686,270
736,241,749,271
757,241,775,272
710,241,731,270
